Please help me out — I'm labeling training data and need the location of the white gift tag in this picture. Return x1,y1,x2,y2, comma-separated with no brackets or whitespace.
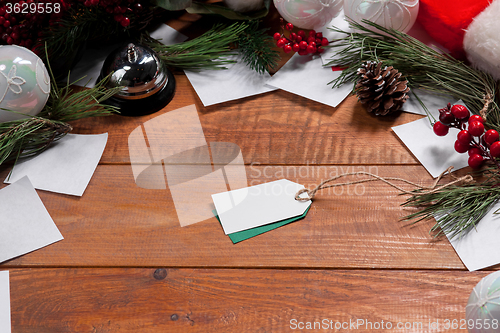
212,179,312,234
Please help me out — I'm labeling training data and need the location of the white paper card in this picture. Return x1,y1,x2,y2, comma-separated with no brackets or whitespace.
267,53,352,108
444,202,500,271
70,24,188,88
0,177,63,263
184,53,276,106
0,271,10,333
320,11,352,65
212,179,311,234
5,133,108,196
392,101,469,178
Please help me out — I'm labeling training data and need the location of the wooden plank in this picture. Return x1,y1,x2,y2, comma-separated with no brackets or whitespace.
6,268,489,333
68,75,424,166
0,164,473,270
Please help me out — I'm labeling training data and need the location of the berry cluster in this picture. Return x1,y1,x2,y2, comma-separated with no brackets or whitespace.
0,0,70,49
433,103,500,169
0,0,146,52
273,20,329,55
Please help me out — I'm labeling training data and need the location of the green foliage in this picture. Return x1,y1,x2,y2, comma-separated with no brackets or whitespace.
403,170,500,239
143,20,279,74
237,21,279,74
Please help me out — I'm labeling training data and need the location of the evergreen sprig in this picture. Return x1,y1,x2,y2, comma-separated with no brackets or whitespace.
327,19,500,130
142,22,245,71
142,20,279,73
403,170,500,239
236,21,279,74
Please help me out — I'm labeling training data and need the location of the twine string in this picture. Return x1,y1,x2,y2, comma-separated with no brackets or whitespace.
295,166,473,201
480,92,493,120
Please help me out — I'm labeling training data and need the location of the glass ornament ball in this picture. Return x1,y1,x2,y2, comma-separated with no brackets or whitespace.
466,270,500,333
273,0,344,30
0,45,51,123
343,0,419,33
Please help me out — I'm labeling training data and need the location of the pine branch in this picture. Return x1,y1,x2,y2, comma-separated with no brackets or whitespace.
403,170,500,239
237,21,279,74
142,22,247,71
327,19,500,130
143,20,279,74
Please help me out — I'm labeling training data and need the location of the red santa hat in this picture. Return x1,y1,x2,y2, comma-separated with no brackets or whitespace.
417,0,500,80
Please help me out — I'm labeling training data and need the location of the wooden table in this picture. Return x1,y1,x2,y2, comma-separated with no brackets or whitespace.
1,10,498,333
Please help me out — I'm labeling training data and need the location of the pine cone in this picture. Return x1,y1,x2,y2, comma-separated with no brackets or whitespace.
355,61,410,116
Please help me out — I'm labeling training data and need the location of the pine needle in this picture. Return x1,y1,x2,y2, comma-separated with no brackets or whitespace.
0,69,121,166
403,171,500,239
142,20,279,73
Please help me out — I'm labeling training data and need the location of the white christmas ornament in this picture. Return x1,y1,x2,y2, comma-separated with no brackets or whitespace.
466,270,500,333
343,0,419,33
273,0,344,30
0,45,50,123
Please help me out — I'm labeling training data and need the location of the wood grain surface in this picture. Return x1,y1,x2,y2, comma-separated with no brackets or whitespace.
1,8,496,332
7,268,488,333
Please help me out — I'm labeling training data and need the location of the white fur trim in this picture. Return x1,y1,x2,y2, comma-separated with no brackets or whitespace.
224,0,264,12
464,0,500,80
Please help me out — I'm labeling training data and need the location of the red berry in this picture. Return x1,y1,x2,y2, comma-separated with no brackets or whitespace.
307,36,316,44
491,141,500,157
317,46,324,53
468,121,485,136
6,37,13,45
451,104,469,119
273,32,281,41
439,111,455,125
286,23,293,31
308,30,316,37
297,30,306,38
276,38,286,48
316,38,322,45
299,41,308,50
433,121,449,136
468,154,484,169
457,130,472,145
468,147,482,156
484,129,500,145
296,35,302,43
298,49,309,56
468,114,484,124
283,44,292,53
316,32,323,39
307,43,316,54
454,140,470,154
3,20,10,28
292,43,300,52
120,17,130,27
321,37,329,46
290,32,297,40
